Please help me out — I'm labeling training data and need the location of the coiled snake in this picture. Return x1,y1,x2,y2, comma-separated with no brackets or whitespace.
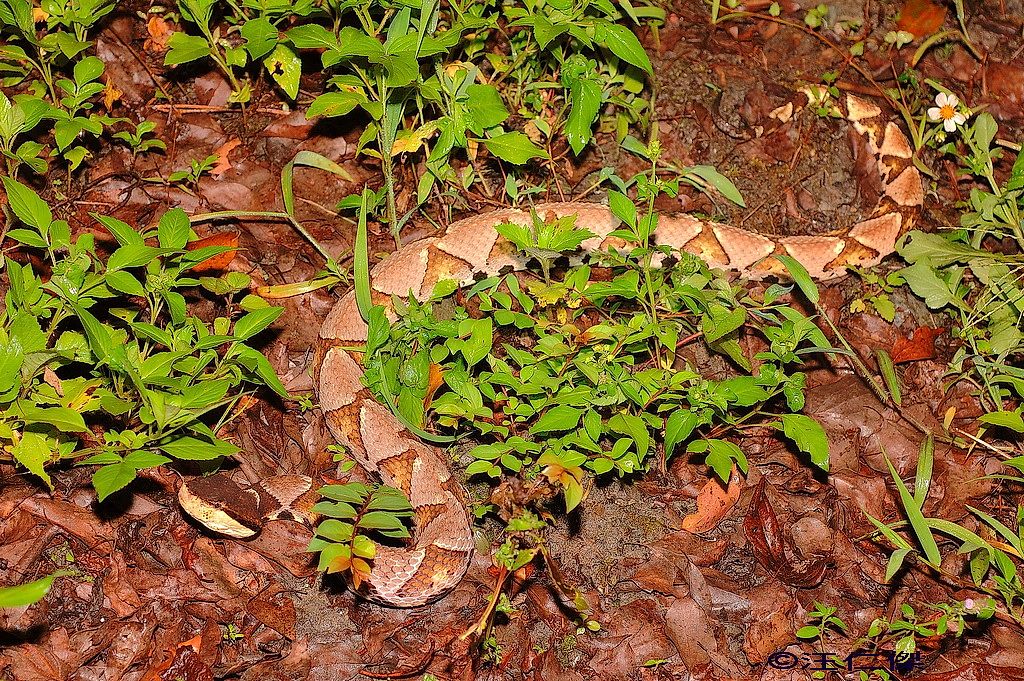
178,94,922,607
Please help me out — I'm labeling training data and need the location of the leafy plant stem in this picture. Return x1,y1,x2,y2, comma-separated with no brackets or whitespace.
189,210,334,264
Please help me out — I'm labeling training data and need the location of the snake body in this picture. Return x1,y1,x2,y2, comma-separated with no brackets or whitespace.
182,95,922,607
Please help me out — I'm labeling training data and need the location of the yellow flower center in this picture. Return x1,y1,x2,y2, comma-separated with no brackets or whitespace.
940,104,956,120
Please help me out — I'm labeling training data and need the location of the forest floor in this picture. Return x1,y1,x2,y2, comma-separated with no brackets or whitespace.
4,0,1024,679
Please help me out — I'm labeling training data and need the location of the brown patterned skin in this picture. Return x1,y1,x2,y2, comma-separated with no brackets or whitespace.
188,95,921,608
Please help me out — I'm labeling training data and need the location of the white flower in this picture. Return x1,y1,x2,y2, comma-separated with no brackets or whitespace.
963,598,975,610
928,92,967,132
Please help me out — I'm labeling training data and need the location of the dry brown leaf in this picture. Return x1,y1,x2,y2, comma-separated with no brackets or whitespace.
891,326,945,363
145,16,173,53
102,79,122,112
896,0,947,37
185,232,239,273
423,363,445,409
680,467,742,533
209,138,241,176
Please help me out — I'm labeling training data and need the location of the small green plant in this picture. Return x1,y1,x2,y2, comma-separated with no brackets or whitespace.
898,108,1024,416
147,153,219,191
221,622,244,642
164,0,315,104
0,0,132,171
1,177,287,501
112,120,166,157
884,30,913,49
290,0,662,241
803,3,829,29
306,482,414,589
865,437,1008,625
849,269,901,322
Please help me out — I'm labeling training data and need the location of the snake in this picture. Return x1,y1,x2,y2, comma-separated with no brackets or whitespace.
177,94,922,607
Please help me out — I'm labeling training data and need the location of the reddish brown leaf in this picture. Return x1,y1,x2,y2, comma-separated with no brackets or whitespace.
744,480,828,587
209,138,241,176
423,363,445,409
896,0,947,37
891,326,945,364
144,16,173,53
186,232,239,273
681,467,742,533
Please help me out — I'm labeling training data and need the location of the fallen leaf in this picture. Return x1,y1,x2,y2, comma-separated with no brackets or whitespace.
145,16,173,53
142,635,212,681
103,80,122,112
891,326,945,363
423,363,445,409
186,232,239,273
209,138,241,177
680,467,742,533
896,0,947,37
743,479,828,587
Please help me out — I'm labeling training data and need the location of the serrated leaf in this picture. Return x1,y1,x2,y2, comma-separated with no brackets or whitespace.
531,405,584,434
93,462,138,501
777,414,829,471
12,431,52,489
484,131,548,164
2,176,51,233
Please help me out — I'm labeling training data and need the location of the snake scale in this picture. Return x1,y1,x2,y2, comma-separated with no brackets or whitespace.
178,94,923,607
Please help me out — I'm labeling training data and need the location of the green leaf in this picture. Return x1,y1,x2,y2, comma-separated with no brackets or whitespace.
686,165,745,207
105,270,146,297
2,176,51,233
608,412,650,457
689,439,746,481
884,451,942,567
12,431,52,489
165,32,212,65
353,188,373,319
484,131,548,165
978,410,1024,433
232,345,288,397
307,91,363,118
93,214,143,246
0,339,24,394
561,57,601,155
108,245,175,271
287,24,340,50
18,405,88,432
359,511,410,536
0,571,73,609
531,405,584,434
240,17,278,60
158,433,239,461
464,84,509,132
898,261,964,311
158,208,191,249
93,462,137,501
459,317,493,367
594,21,653,74
264,44,302,99
777,414,829,471
776,255,820,305
233,307,284,340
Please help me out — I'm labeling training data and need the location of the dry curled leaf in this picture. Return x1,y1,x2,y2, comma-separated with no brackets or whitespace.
144,16,173,53
102,79,122,111
681,466,742,533
743,479,828,587
210,138,241,177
